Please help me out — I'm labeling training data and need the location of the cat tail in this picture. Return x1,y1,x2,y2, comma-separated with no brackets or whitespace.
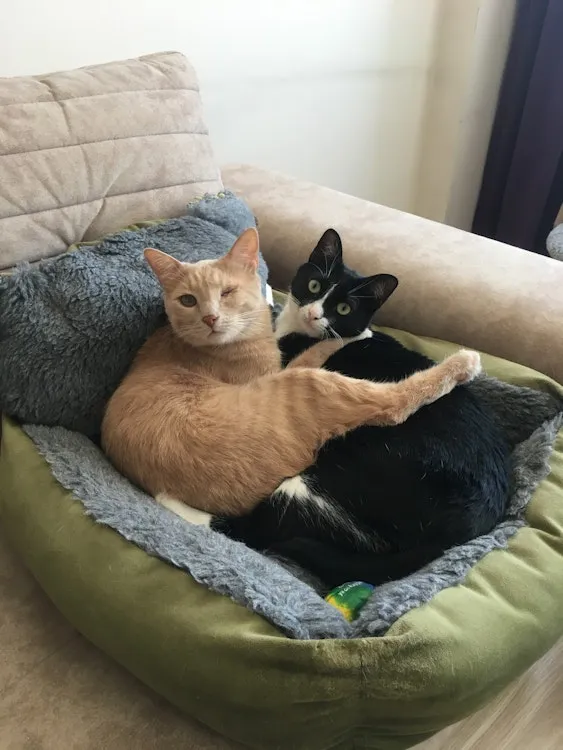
267,538,446,589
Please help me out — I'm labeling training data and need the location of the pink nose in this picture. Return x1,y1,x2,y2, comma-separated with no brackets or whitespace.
202,315,218,329
307,308,321,322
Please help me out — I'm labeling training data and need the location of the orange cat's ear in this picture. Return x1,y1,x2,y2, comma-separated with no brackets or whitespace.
144,248,183,288
223,228,259,272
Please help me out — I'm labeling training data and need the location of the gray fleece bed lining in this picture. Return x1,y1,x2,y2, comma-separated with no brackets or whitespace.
5,189,561,639
23,405,562,640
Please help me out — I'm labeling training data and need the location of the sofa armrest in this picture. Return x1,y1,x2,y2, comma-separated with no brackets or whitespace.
222,164,563,383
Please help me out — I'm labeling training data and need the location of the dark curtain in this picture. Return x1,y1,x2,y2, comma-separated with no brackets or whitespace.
472,0,563,254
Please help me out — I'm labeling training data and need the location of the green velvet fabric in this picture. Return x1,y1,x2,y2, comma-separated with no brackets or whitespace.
1,329,562,750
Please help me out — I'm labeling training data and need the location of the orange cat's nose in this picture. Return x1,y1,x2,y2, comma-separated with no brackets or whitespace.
202,315,218,329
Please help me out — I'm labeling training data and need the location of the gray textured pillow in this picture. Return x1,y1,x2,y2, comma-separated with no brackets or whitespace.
0,192,268,437
547,222,563,261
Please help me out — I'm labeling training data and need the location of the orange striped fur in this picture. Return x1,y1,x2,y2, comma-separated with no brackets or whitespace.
102,229,481,515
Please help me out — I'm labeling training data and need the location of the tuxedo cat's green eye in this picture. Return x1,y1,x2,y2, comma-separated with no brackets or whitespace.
336,302,351,316
179,294,197,307
308,279,321,294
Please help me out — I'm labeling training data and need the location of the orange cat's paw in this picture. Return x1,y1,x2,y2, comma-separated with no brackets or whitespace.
445,349,482,384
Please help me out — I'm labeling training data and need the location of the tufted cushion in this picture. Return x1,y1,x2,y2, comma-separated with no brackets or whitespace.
0,52,222,269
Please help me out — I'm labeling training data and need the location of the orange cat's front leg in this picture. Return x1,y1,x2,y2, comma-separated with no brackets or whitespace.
285,338,348,370
367,350,482,427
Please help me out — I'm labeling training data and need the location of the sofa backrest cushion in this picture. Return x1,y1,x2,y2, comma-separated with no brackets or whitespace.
0,51,222,269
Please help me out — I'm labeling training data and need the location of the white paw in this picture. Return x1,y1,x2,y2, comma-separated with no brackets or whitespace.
155,493,212,526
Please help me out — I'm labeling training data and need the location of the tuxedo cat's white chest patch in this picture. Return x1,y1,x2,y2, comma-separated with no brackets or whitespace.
274,475,336,519
273,474,375,549
274,475,312,502
353,328,373,341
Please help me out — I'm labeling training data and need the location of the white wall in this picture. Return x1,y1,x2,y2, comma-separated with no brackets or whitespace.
1,0,514,226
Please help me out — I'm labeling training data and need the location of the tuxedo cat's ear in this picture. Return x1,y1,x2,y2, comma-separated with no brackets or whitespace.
365,274,399,306
144,248,183,288
309,229,343,273
223,227,260,272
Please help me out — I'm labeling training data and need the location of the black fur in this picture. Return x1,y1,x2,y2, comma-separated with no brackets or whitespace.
213,230,511,589
283,228,398,340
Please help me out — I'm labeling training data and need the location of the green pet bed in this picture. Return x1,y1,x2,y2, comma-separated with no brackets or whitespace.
1,329,563,750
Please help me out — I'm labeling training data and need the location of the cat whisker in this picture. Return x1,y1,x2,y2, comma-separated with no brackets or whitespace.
324,252,329,276
307,264,326,280
327,325,342,342
233,312,261,321
327,252,339,279
178,325,207,334
347,278,377,295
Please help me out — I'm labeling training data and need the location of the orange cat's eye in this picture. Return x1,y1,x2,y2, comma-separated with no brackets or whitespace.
178,294,197,307
221,287,236,297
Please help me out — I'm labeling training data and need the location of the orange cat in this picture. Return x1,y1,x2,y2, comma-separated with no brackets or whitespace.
101,228,481,517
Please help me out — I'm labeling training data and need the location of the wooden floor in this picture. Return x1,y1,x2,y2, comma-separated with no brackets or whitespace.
418,639,563,750
1,531,561,749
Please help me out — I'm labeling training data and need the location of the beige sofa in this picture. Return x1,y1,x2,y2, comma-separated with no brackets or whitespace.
1,52,562,750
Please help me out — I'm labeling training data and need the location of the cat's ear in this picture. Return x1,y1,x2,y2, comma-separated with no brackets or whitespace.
365,274,398,306
144,248,183,288
309,229,343,272
223,227,260,272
